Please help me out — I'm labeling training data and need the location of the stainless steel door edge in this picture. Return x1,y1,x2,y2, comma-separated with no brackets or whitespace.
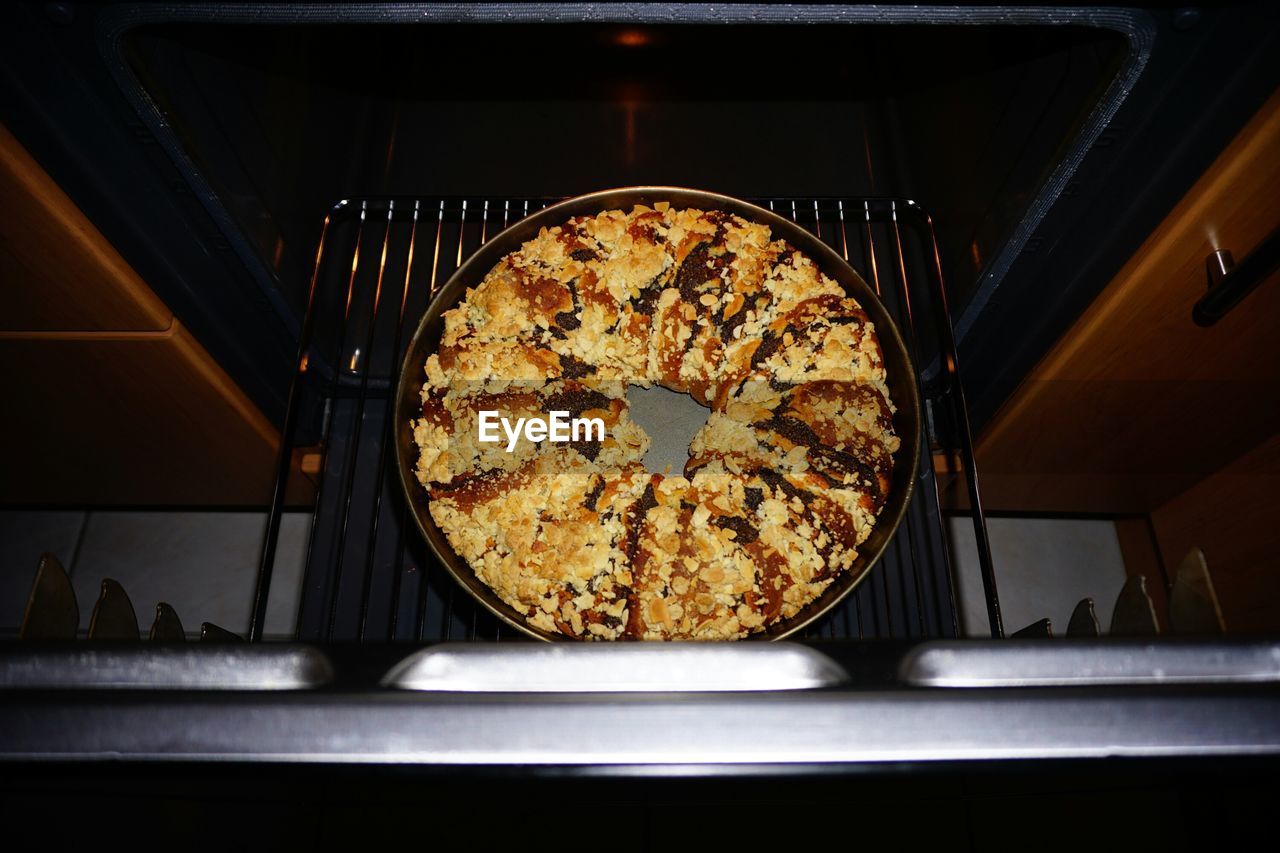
5,688,1280,764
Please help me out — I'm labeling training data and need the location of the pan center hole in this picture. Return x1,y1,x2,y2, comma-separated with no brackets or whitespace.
626,384,709,476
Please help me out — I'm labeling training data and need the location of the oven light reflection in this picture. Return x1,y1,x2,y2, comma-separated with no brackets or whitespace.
614,29,651,47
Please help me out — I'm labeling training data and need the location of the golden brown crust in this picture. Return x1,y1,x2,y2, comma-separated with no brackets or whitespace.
414,204,898,640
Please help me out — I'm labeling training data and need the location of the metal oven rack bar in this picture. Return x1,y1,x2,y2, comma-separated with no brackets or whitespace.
250,197,1001,642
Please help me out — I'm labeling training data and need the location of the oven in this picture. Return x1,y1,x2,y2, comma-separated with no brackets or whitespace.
2,2,1279,844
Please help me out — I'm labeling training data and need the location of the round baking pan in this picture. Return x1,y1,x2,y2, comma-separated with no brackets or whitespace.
394,187,921,642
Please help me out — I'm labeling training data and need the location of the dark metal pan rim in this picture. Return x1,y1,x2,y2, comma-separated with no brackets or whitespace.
393,186,922,642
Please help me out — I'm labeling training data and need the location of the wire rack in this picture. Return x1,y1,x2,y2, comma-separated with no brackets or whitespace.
251,196,1000,643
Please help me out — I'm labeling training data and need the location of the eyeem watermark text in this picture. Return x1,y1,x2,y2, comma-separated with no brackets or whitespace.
477,410,605,452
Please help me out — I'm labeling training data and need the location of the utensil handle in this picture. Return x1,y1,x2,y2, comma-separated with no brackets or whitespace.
1193,225,1280,326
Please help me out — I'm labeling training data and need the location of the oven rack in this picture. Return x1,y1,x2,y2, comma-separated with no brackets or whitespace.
251,196,1001,642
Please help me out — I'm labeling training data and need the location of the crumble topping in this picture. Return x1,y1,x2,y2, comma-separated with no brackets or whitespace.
414,204,899,640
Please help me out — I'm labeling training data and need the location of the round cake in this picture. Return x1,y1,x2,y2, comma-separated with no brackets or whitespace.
413,203,899,640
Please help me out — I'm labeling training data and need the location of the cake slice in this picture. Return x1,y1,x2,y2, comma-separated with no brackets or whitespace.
429,454,651,640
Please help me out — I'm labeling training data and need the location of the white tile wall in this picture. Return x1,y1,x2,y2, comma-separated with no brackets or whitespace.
948,515,1128,637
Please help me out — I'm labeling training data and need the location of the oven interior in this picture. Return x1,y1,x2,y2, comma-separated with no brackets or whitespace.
2,6,1278,668
121,21,1129,341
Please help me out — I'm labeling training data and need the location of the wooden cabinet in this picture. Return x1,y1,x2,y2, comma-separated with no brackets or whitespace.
973,89,1280,631
976,89,1280,515
0,125,281,505
0,126,171,333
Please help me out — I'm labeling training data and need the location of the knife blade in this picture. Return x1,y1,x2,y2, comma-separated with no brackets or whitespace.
1110,575,1160,636
18,553,79,640
1067,597,1100,637
87,578,140,641
148,602,186,642
1011,617,1053,638
1169,547,1226,634
200,622,243,643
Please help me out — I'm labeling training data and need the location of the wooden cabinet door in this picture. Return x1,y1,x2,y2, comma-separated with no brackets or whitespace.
0,125,281,505
976,89,1280,515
